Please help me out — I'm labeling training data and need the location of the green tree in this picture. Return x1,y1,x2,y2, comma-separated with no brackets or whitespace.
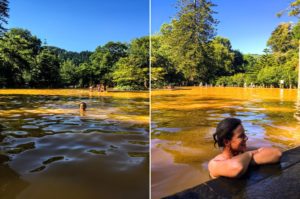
151,35,180,87
30,49,61,88
278,0,300,88
0,28,41,87
267,23,296,53
210,36,235,77
76,62,94,88
161,0,218,84
0,0,9,34
60,60,78,87
113,37,149,90
90,41,128,87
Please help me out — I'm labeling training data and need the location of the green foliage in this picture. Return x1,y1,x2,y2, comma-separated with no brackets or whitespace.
45,46,92,65
160,0,218,84
76,62,94,87
216,73,246,87
0,28,41,87
0,27,147,90
30,49,61,88
210,36,235,76
0,0,9,34
278,0,300,18
90,41,128,86
267,23,296,53
151,35,180,87
153,0,299,88
113,57,146,90
113,37,149,90
293,21,300,40
60,60,78,86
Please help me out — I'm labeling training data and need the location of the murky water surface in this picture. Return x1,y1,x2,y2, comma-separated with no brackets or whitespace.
0,89,149,199
151,87,300,199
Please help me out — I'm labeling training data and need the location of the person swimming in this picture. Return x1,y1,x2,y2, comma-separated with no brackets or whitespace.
208,118,282,178
79,102,87,111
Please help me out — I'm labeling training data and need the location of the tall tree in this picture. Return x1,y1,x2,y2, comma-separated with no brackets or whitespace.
0,0,9,34
161,0,218,84
278,0,300,88
267,23,296,53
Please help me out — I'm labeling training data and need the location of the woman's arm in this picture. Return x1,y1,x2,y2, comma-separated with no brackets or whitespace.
208,151,253,178
251,147,282,165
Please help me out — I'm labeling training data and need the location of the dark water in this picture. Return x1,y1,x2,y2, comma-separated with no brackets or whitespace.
0,90,149,199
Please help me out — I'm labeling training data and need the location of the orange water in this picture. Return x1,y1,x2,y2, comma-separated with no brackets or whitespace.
0,89,149,199
151,87,300,199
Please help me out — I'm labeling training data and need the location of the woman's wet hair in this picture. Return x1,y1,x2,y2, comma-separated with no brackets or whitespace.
213,118,242,147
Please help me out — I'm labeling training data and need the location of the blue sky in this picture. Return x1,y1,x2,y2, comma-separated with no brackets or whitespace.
8,0,149,52
152,0,298,54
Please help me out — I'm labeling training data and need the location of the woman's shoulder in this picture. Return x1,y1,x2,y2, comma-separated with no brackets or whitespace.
208,154,230,179
210,154,229,162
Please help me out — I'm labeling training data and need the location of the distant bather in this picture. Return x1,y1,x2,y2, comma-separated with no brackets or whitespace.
79,102,87,111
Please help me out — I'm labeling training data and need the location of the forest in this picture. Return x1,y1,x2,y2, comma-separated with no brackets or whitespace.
151,0,300,88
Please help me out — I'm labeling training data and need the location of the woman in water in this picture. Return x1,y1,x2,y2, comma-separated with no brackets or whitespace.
208,118,282,178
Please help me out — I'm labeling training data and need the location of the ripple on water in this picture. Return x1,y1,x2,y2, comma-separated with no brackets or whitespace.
6,142,35,154
1,131,29,137
0,93,149,199
21,125,40,129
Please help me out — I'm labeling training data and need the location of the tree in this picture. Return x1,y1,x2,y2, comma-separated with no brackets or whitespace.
0,28,41,87
30,49,61,88
60,60,78,87
210,36,235,77
113,37,149,90
278,0,300,88
0,0,9,34
161,0,218,84
90,41,128,87
76,62,94,88
151,35,180,87
45,46,92,65
267,23,296,53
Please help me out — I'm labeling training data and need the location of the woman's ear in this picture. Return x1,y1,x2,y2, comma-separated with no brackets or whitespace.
223,139,230,147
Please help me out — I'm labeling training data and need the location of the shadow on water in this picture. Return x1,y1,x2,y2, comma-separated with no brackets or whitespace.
0,92,149,199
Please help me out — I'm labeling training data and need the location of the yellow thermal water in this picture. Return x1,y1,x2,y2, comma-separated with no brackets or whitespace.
151,87,300,199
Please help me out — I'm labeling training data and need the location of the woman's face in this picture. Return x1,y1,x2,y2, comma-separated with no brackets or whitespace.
228,124,248,153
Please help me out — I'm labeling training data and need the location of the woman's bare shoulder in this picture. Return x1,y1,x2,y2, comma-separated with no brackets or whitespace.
210,154,229,162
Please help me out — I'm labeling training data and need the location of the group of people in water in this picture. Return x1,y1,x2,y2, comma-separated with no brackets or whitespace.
89,84,107,92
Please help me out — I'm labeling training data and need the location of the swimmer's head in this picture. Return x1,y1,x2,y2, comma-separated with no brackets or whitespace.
79,102,87,111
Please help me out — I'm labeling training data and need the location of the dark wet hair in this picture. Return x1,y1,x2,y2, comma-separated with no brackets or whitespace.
213,118,242,147
79,102,87,111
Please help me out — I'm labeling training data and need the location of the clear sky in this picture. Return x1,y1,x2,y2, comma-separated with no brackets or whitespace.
8,0,149,52
152,0,298,54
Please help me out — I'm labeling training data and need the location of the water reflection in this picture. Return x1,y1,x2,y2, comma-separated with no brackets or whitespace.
151,87,300,199
0,90,149,199
294,91,300,121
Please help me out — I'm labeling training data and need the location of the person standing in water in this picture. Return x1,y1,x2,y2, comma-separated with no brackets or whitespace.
208,118,282,178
